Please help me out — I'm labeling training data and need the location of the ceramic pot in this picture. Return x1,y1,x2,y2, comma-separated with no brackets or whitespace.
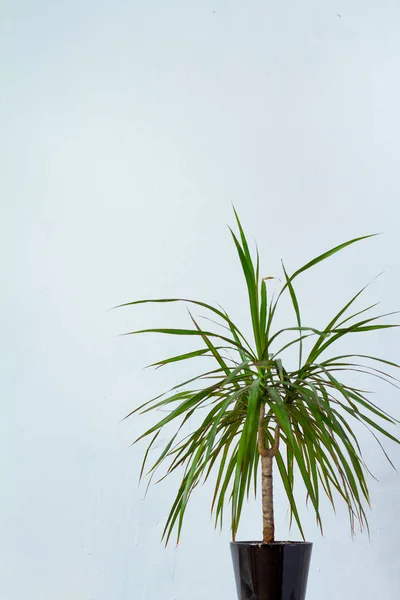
230,541,312,600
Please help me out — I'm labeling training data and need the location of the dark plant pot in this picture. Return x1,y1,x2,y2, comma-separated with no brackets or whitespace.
230,541,312,600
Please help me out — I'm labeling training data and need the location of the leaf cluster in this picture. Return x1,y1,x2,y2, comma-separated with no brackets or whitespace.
117,210,400,543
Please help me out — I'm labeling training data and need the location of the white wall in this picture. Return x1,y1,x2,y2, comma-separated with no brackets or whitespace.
2,1,400,598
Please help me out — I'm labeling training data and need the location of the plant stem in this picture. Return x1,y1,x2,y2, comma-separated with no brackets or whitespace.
261,455,274,542
258,402,280,543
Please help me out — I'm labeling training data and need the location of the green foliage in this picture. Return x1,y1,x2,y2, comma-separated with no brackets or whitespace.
117,210,400,543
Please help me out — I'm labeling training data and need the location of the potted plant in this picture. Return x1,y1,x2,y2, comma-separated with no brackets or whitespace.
117,210,399,600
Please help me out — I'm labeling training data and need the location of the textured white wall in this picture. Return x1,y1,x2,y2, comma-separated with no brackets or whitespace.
2,1,400,599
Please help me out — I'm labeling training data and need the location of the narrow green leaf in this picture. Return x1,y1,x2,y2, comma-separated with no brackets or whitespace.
229,228,262,355
290,235,378,281
282,262,302,368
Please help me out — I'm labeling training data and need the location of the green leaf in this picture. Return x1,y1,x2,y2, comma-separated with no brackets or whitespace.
282,262,302,367
232,378,261,539
290,234,378,281
232,206,255,277
260,279,267,346
229,228,262,355
146,348,218,369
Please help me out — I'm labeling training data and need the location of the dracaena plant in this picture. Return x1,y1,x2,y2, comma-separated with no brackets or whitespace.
118,210,399,545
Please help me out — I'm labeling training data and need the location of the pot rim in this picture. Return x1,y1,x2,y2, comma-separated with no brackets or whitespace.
230,540,312,546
